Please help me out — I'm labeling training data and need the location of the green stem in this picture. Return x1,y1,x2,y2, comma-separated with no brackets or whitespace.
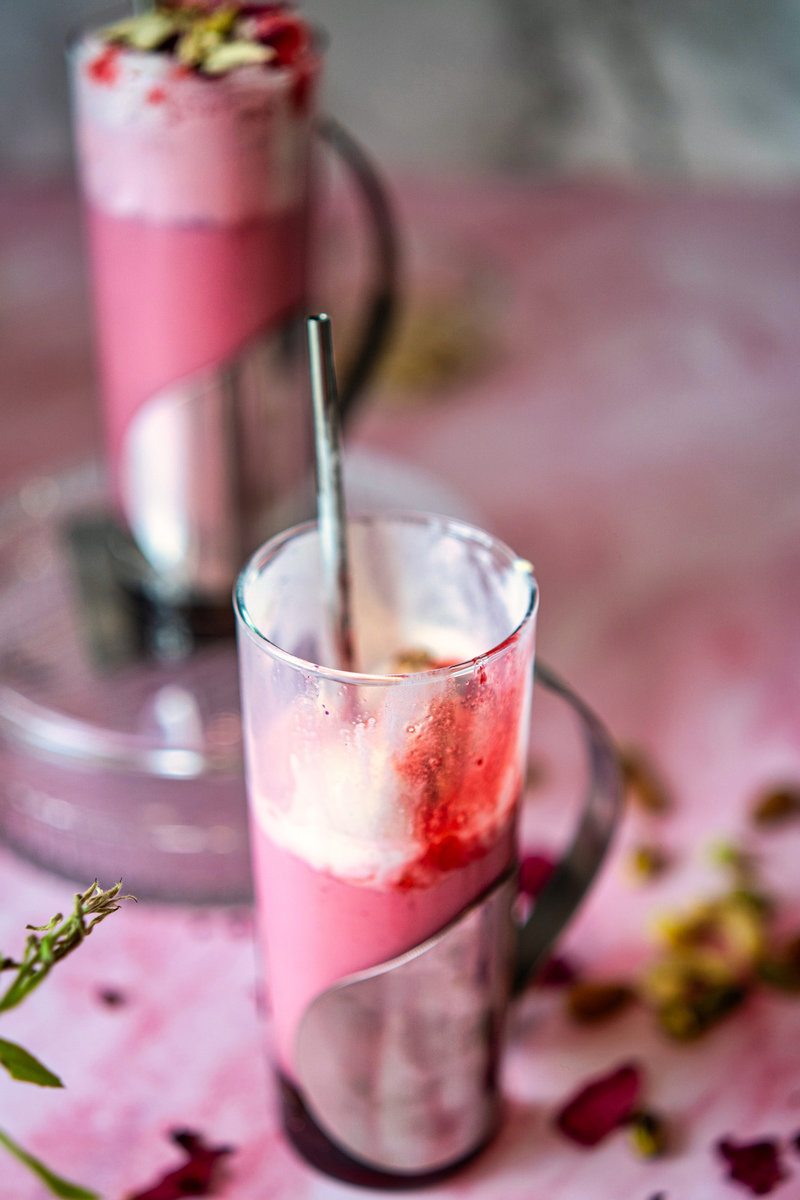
0,1126,100,1199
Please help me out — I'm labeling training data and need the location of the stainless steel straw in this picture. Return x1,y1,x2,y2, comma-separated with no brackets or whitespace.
307,314,356,672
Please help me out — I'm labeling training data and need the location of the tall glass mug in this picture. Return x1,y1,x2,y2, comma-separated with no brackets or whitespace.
69,6,395,608
236,512,621,1186
236,513,536,1183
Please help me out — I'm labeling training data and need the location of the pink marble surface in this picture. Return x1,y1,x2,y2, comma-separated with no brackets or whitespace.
1,177,800,1199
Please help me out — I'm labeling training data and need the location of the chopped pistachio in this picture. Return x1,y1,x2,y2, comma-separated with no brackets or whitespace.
751,784,800,827
197,7,238,38
390,647,439,674
102,12,180,51
641,949,737,1007
202,40,276,73
627,843,670,883
707,839,754,879
650,893,766,976
567,981,635,1023
758,933,800,992
619,748,672,815
655,981,747,1041
176,24,224,68
629,1110,668,1158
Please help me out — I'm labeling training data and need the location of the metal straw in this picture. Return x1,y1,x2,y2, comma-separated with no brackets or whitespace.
307,314,356,672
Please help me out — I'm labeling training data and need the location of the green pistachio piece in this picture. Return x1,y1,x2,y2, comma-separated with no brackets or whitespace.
102,12,179,51
202,40,276,74
758,933,800,992
629,1110,668,1158
200,7,239,37
656,981,747,1041
390,647,439,673
619,748,672,814
628,843,670,883
176,24,223,68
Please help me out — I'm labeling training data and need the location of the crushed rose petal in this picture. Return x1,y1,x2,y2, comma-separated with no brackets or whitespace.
519,852,556,899
535,953,579,987
97,986,127,1007
716,1137,790,1196
555,1062,642,1147
126,1129,233,1200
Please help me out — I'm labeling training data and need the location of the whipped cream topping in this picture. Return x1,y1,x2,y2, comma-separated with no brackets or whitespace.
71,33,316,223
247,675,522,889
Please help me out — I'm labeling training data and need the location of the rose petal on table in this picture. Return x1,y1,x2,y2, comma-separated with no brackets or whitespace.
715,1136,790,1196
554,1062,642,1147
535,953,579,987
519,852,556,899
125,1129,233,1200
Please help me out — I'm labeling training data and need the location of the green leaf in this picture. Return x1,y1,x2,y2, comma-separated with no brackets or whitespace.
0,1038,63,1087
0,1127,99,1199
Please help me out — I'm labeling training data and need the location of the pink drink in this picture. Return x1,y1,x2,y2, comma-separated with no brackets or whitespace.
70,8,320,594
250,673,525,1074
84,204,309,482
235,513,538,1180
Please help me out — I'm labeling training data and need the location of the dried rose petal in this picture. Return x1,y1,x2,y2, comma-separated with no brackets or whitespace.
126,1129,233,1200
535,954,579,987
519,852,556,899
97,986,127,1007
751,785,800,828
716,1137,790,1196
555,1062,642,1147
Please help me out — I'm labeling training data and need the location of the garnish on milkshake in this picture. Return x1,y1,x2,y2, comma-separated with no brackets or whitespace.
98,3,312,75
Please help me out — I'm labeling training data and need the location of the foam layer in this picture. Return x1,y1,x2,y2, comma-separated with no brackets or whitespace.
72,33,317,223
247,681,523,889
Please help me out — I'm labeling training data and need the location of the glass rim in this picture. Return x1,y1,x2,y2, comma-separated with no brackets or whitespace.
233,509,539,687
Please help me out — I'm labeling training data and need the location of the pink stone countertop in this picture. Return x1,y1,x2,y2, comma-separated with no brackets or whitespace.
1,177,800,1199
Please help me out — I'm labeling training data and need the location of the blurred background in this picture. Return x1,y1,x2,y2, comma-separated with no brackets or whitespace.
3,0,800,185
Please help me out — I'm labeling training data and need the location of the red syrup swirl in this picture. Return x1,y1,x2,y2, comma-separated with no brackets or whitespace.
87,44,121,85
393,658,525,889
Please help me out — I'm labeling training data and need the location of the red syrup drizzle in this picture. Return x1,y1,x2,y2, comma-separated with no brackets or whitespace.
393,658,525,889
87,44,121,85
126,1130,233,1200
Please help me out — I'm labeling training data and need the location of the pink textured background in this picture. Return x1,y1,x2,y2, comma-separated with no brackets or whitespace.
1,177,799,1198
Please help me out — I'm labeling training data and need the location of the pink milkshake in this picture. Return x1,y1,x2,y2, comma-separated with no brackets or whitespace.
70,5,321,598
235,512,538,1182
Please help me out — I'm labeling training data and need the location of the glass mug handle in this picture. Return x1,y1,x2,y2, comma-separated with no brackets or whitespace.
512,660,624,993
290,659,623,1180
315,115,400,417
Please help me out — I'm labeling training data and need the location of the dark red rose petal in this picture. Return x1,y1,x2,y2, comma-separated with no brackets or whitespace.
519,852,556,899
555,1062,642,1147
716,1137,789,1196
535,953,579,987
126,1129,233,1200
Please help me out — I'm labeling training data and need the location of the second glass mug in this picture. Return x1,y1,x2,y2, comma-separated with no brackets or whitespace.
235,512,622,1187
69,9,397,611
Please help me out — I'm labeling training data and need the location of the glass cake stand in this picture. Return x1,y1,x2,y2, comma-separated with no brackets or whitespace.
0,455,482,903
